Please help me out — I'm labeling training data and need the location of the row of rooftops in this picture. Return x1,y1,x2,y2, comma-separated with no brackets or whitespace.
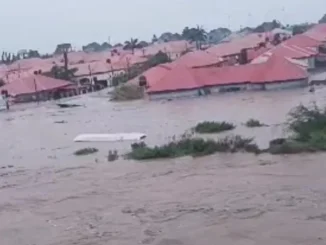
0,24,325,98
131,24,326,94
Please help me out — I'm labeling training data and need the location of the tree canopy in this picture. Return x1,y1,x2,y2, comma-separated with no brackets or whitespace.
82,42,112,52
319,14,326,24
182,26,207,49
123,38,139,54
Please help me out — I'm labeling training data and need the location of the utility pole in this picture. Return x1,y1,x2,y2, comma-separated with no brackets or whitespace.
33,78,39,104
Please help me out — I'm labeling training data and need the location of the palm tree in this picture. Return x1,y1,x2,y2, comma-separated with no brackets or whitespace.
123,38,139,54
194,25,207,50
182,26,207,50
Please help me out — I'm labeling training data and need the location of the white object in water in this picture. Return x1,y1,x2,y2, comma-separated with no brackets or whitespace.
73,133,146,142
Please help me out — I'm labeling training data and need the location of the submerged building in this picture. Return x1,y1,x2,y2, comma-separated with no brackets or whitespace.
145,54,308,100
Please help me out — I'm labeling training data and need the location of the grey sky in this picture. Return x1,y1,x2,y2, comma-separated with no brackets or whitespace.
0,0,325,53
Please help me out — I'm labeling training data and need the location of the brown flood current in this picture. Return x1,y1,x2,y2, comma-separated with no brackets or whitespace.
1,88,326,244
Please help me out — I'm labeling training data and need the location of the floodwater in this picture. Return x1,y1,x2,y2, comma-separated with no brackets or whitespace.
1,88,326,245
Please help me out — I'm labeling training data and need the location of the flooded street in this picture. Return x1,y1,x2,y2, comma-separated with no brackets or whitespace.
1,88,326,245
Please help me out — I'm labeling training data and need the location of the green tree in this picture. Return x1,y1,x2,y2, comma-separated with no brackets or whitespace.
319,14,326,23
182,25,207,50
123,38,139,54
114,43,123,48
46,65,78,81
54,43,72,55
28,50,40,58
82,42,102,52
292,23,314,35
146,51,171,68
254,20,283,33
152,34,158,43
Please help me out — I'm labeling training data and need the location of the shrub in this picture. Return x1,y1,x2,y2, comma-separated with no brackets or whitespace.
194,121,235,133
110,84,144,101
74,147,98,156
268,140,317,154
267,104,326,154
287,104,326,142
245,119,265,128
127,135,260,160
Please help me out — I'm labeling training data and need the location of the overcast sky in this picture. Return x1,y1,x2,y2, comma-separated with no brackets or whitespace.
0,0,325,53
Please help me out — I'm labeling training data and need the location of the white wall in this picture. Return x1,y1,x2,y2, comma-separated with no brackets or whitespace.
148,89,200,100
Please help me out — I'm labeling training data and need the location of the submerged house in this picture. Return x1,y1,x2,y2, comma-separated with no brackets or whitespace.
146,65,203,100
146,54,308,100
0,75,75,103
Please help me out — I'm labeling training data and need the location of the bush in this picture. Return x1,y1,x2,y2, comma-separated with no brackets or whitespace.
127,135,260,160
74,147,98,156
110,84,144,101
245,119,265,128
268,140,317,154
194,121,235,133
267,104,326,154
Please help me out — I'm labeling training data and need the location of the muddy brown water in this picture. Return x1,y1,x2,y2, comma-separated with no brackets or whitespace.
1,88,326,245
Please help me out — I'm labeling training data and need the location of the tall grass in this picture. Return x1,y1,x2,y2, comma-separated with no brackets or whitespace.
128,135,260,160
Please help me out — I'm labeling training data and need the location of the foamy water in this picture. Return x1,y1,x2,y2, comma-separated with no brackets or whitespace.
1,87,326,245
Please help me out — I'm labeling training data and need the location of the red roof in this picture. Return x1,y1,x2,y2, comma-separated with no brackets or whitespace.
304,24,326,42
71,61,126,76
251,42,318,63
193,64,256,86
250,55,307,83
247,46,271,61
206,33,267,57
1,75,72,96
284,34,321,48
146,55,307,93
128,65,171,87
170,50,222,68
147,65,202,93
271,44,316,59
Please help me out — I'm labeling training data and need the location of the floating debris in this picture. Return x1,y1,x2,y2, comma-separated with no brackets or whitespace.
57,103,81,108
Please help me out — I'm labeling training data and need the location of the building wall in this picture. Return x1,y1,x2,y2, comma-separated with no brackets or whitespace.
209,84,248,93
148,89,201,100
291,57,316,69
250,83,265,90
147,79,308,100
262,79,307,90
76,69,126,85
